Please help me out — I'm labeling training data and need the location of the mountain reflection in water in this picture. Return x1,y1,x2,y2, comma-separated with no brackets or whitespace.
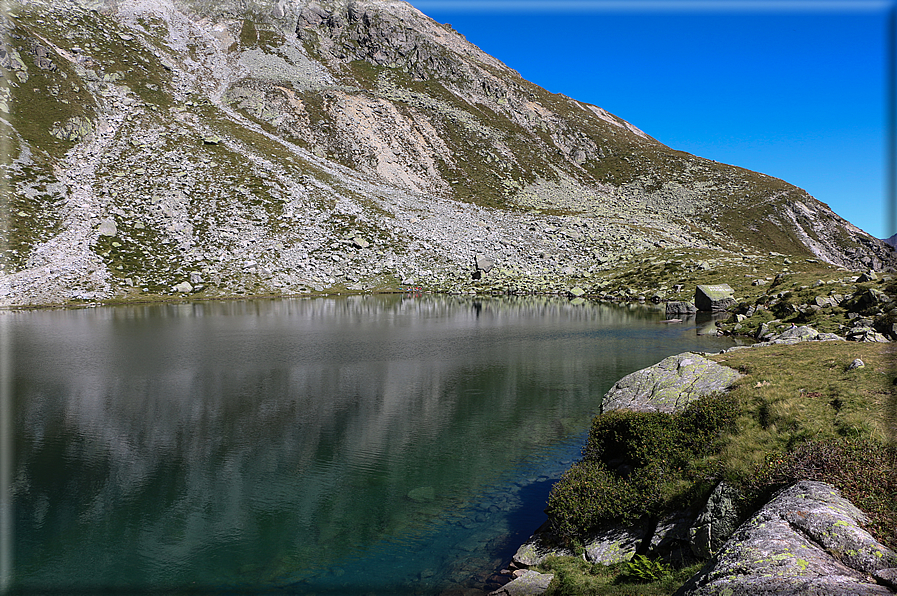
9,295,736,594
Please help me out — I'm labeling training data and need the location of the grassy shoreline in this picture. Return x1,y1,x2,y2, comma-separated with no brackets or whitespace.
515,340,896,596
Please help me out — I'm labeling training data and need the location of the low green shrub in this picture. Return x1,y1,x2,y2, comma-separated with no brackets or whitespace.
547,393,741,538
546,461,661,537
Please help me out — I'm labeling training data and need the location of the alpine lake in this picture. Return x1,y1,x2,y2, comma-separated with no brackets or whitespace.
6,294,739,595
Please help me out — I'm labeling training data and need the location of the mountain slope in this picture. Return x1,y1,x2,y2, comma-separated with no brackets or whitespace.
1,0,894,306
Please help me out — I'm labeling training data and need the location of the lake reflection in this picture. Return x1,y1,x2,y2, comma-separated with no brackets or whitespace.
8,295,735,594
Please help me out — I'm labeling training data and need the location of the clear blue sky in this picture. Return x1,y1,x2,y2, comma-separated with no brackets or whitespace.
411,1,896,239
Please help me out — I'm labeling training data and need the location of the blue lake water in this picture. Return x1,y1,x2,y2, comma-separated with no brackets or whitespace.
5,295,737,595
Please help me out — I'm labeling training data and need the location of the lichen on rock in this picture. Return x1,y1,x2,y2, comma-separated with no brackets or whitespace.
675,481,897,596
601,352,742,414
50,116,94,142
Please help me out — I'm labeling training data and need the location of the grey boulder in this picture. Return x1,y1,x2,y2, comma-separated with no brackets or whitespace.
511,522,575,567
512,519,649,567
583,518,651,565
601,352,742,414
688,482,744,559
675,481,897,596
490,570,554,596
847,327,890,342
695,284,736,312
476,254,495,273
97,219,118,237
771,324,819,343
665,301,697,317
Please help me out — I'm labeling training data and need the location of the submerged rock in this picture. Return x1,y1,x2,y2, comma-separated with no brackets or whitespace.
407,486,435,502
601,352,742,414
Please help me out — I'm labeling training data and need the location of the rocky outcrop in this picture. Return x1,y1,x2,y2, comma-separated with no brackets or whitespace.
510,479,748,574
665,301,697,317
296,0,471,81
512,518,651,569
848,327,890,342
687,481,745,559
676,481,897,596
601,352,742,414
510,523,575,568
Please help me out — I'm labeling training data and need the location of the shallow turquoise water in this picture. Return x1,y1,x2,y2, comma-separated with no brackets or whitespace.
7,295,736,595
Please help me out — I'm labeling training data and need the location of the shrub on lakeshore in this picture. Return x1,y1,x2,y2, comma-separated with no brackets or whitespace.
547,393,741,539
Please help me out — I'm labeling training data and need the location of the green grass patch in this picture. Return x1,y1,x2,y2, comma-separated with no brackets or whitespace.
713,342,896,549
238,19,285,50
601,246,857,308
536,556,704,596
547,341,895,560
709,342,895,473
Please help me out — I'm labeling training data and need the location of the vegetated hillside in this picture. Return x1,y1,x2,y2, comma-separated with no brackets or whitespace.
1,0,894,307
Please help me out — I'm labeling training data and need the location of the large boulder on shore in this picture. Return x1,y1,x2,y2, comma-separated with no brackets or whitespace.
665,301,697,317
601,352,742,414
695,284,736,312
675,481,897,596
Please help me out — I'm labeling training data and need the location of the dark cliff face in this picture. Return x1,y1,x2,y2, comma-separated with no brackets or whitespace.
0,0,893,306
297,2,457,79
